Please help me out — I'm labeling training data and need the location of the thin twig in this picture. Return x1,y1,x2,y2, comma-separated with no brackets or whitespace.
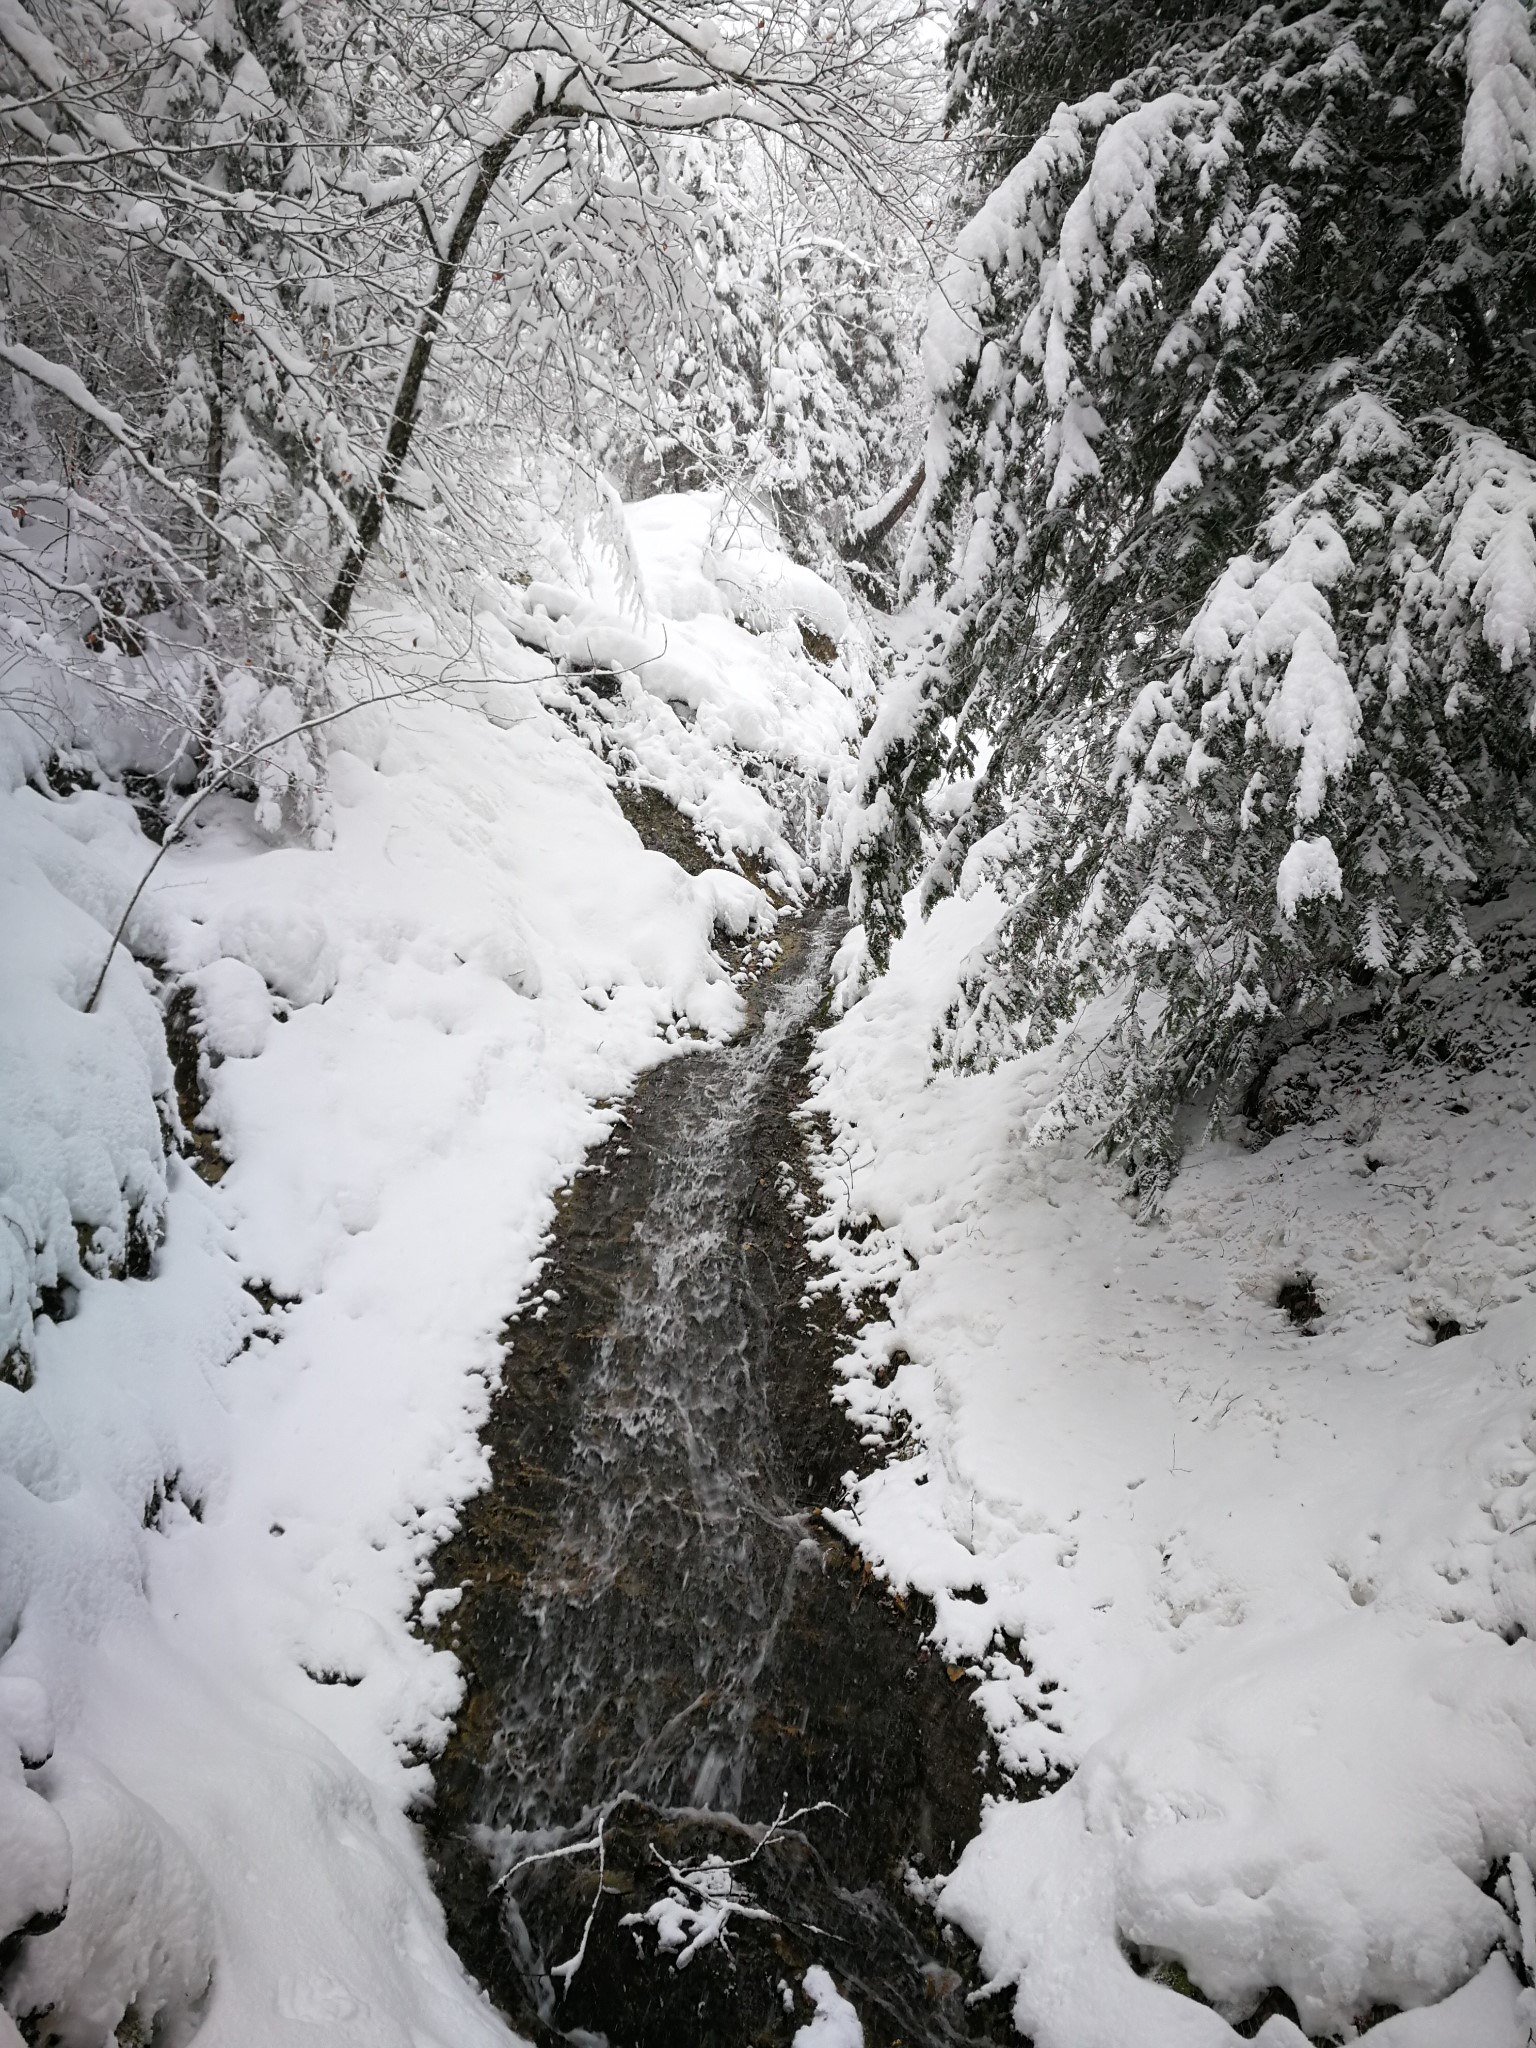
489,1828,606,1895
551,1809,610,1991
485,1791,647,1994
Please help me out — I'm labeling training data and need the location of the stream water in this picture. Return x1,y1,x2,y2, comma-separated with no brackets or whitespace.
426,900,1017,2048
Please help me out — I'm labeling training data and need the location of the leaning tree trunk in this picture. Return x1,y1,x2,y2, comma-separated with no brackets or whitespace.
322,77,567,644
852,459,924,553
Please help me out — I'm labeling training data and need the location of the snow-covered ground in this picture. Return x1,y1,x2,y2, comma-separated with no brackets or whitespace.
0,496,863,2045
811,884,1536,2047
10,473,1535,2048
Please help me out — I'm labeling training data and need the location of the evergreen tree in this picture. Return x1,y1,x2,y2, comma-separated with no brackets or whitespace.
854,0,1536,1202
643,136,911,580
946,0,1232,191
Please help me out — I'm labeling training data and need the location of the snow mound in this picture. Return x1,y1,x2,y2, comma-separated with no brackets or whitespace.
943,1620,1536,2042
0,760,172,1381
506,491,865,892
627,491,852,645
218,898,337,1008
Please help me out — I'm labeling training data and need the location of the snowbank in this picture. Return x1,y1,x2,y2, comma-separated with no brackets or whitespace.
0,496,860,2043
810,882,1536,2044
505,491,865,890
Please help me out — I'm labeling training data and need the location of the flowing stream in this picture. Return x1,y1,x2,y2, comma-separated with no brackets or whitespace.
426,901,1016,2048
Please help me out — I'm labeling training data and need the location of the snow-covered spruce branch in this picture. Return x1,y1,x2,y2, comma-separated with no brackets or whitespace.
855,0,1536,1199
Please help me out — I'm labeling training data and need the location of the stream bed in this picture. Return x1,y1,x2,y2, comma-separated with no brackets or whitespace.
424,897,1018,2048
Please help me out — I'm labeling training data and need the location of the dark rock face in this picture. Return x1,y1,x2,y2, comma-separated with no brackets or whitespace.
424,906,1018,2048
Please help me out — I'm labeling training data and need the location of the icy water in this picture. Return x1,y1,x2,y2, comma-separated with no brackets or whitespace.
426,902,1016,2048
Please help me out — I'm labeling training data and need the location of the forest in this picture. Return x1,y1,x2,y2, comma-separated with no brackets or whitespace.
2,0,1535,2043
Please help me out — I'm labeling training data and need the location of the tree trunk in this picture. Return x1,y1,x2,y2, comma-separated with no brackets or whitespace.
851,459,924,553
322,81,562,644
205,312,225,580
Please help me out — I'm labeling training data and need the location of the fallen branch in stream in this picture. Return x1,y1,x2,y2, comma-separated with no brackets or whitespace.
488,1794,848,1989
551,1806,613,1993
624,1850,778,1967
620,1798,847,1970
487,1793,647,1996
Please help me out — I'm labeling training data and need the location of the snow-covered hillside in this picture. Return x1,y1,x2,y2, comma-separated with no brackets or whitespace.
0,498,863,2046
810,883,1536,2046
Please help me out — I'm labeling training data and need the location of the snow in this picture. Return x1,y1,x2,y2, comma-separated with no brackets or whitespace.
1183,511,1362,827
0,493,859,2041
508,492,864,890
621,1850,778,1968
1438,431,1536,676
942,1622,1536,2040
809,876,1536,2044
1276,834,1343,915
0,779,172,1371
792,1965,865,2046
1364,1955,1527,2045
626,491,853,647
1457,0,1536,200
